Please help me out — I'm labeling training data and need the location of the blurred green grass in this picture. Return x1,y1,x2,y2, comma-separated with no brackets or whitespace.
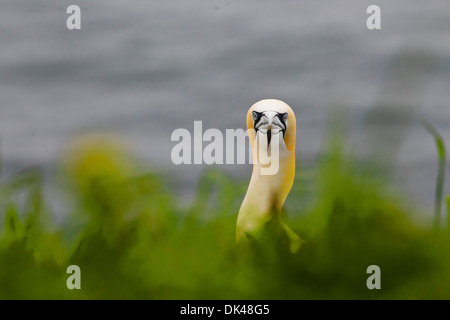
0,133,449,300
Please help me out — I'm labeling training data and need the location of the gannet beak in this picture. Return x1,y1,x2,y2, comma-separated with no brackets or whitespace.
252,111,288,146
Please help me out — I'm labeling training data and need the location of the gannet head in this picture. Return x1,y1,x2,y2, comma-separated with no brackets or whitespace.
246,99,296,153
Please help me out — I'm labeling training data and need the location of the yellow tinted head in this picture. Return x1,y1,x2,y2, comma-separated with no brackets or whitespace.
246,99,296,151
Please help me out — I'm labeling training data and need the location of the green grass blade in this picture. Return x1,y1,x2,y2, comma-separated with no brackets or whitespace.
447,196,450,230
420,117,447,231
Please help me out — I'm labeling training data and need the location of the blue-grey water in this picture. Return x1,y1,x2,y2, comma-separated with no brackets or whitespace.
1,0,449,221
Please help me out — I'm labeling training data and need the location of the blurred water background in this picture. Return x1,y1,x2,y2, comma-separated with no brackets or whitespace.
0,0,449,221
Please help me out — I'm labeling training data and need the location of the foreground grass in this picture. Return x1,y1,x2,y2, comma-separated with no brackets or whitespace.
0,134,449,299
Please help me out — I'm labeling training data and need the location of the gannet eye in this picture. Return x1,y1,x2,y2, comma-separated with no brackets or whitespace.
252,111,263,125
276,112,288,134
277,112,288,126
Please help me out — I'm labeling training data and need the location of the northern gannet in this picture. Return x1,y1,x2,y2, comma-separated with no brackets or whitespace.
236,99,301,253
